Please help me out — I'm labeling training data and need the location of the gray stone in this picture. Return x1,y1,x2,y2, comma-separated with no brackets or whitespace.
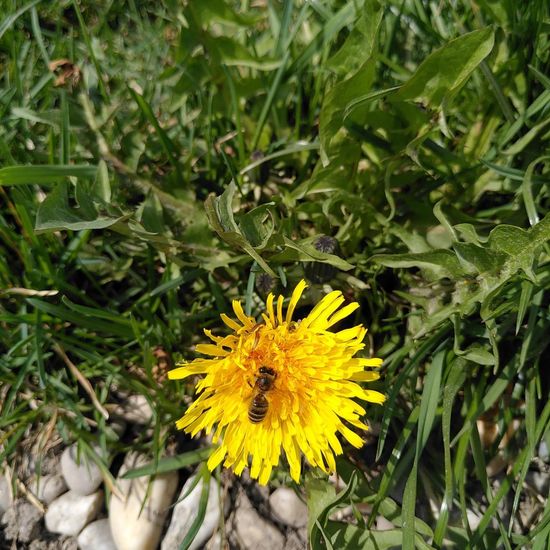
114,395,154,425
109,452,178,550
466,509,482,531
1,498,43,542
285,530,307,550
28,536,78,550
0,475,12,514
376,515,395,530
539,440,549,462
45,490,103,536
77,518,117,550
486,450,507,477
161,473,220,550
109,418,127,438
269,487,307,528
61,444,105,496
205,531,223,550
233,492,284,550
21,452,61,479
526,471,550,494
31,474,68,504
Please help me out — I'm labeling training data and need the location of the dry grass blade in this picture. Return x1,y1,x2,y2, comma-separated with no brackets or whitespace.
1,288,59,297
52,343,109,420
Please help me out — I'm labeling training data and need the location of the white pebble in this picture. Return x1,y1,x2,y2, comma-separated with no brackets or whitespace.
233,492,284,550
113,395,154,425
61,444,105,496
161,473,221,550
269,487,307,528
109,452,178,550
0,475,12,514
45,490,103,536
30,474,68,504
78,518,117,550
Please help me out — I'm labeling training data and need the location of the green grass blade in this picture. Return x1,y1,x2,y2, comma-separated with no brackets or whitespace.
251,50,290,151
128,88,183,183
178,465,211,550
0,0,41,40
0,165,97,186
122,447,213,478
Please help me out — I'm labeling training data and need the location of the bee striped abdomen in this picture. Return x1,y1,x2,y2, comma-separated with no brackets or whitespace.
248,393,269,423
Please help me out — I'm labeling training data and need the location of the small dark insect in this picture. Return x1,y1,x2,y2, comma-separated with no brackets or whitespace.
248,366,277,424
48,59,81,88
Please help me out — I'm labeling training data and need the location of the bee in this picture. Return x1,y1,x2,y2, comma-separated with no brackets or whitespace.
248,366,277,424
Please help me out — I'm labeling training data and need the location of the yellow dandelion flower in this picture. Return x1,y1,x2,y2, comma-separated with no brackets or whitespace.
169,279,385,485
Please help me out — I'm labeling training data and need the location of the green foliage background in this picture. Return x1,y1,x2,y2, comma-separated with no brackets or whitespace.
1,0,550,548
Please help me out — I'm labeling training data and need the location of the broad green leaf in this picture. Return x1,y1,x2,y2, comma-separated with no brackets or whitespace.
488,225,531,256
190,0,259,26
320,62,376,165
35,182,128,233
393,28,494,106
139,192,166,234
453,242,507,275
271,236,355,271
214,37,281,70
319,0,384,163
290,2,357,74
292,137,361,200
306,476,337,546
371,250,467,280
204,183,276,276
343,85,401,122
237,204,275,249
381,214,550,336
454,223,487,244
460,344,495,366
490,213,550,277
308,472,359,549
204,181,240,234
391,225,431,253
326,0,385,77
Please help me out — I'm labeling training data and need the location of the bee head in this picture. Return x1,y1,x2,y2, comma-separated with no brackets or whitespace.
259,366,275,376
